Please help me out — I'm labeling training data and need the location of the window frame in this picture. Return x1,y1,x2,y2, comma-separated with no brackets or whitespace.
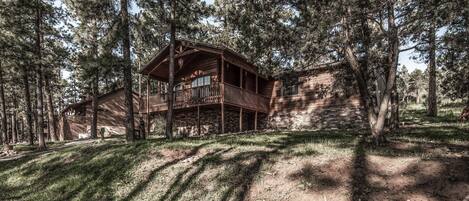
281,76,299,97
191,75,211,88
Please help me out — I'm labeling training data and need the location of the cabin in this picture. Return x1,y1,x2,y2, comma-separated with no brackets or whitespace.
60,40,367,140
58,88,141,140
140,40,271,136
140,40,367,137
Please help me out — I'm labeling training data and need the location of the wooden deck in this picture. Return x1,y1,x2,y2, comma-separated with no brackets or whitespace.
144,82,269,113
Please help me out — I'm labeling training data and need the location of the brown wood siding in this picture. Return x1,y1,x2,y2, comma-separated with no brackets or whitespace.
269,67,367,129
259,79,274,97
59,90,141,140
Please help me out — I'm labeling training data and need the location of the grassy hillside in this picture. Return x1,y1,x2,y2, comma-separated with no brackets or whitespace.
0,105,468,201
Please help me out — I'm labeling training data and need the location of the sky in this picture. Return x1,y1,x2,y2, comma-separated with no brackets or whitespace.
399,51,426,71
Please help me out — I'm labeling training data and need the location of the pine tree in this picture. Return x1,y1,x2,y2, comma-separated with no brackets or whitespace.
121,0,135,142
440,0,469,109
165,0,176,139
0,62,7,145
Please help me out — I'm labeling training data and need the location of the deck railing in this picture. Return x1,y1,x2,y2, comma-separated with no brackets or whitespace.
224,83,270,113
174,83,221,107
146,82,269,113
146,83,221,111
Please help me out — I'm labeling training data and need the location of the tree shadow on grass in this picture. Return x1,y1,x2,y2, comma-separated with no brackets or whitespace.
1,130,366,201
121,130,358,201
0,141,153,201
214,130,357,201
121,142,217,201
158,147,235,201
350,136,370,201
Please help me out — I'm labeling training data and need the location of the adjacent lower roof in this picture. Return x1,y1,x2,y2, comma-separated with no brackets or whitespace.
61,88,139,114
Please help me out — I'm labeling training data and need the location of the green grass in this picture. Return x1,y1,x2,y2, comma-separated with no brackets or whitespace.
0,103,468,201
0,131,358,201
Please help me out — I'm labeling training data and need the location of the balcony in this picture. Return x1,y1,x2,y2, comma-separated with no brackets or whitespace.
145,83,221,112
144,82,270,113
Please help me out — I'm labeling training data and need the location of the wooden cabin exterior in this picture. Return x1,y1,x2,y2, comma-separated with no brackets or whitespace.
60,41,367,140
140,40,272,136
141,40,367,136
58,88,141,140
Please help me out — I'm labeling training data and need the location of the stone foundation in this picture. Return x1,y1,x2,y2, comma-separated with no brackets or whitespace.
173,108,221,137
268,106,367,130
152,107,269,137
149,104,365,137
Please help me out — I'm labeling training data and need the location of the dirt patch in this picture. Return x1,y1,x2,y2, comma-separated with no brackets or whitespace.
159,149,194,160
157,148,210,161
365,155,469,201
249,156,352,201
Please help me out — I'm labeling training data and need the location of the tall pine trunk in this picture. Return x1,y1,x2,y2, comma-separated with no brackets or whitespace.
36,0,46,150
33,82,38,141
45,75,57,141
121,0,135,142
20,119,24,142
90,70,98,139
427,14,437,117
12,112,17,144
22,66,34,145
165,0,176,139
36,68,46,149
0,62,8,145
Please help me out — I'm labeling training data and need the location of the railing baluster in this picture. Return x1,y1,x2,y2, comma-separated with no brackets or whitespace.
148,82,224,109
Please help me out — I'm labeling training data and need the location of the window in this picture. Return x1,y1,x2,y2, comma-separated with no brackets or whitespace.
191,75,211,88
282,77,299,96
191,75,211,99
150,80,159,95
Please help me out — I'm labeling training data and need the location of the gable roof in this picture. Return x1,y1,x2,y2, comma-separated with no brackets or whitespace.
139,39,260,79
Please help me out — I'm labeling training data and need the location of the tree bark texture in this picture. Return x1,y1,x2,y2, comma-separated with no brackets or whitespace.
90,70,98,139
45,75,57,141
21,66,34,145
0,62,8,145
427,14,438,117
121,0,135,142
165,0,176,140
36,0,46,150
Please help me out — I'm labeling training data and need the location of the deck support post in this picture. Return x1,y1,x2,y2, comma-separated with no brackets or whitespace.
146,75,151,136
254,111,258,131
221,55,225,134
255,75,258,93
240,68,243,88
221,104,224,133
239,107,243,132
197,105,200,135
